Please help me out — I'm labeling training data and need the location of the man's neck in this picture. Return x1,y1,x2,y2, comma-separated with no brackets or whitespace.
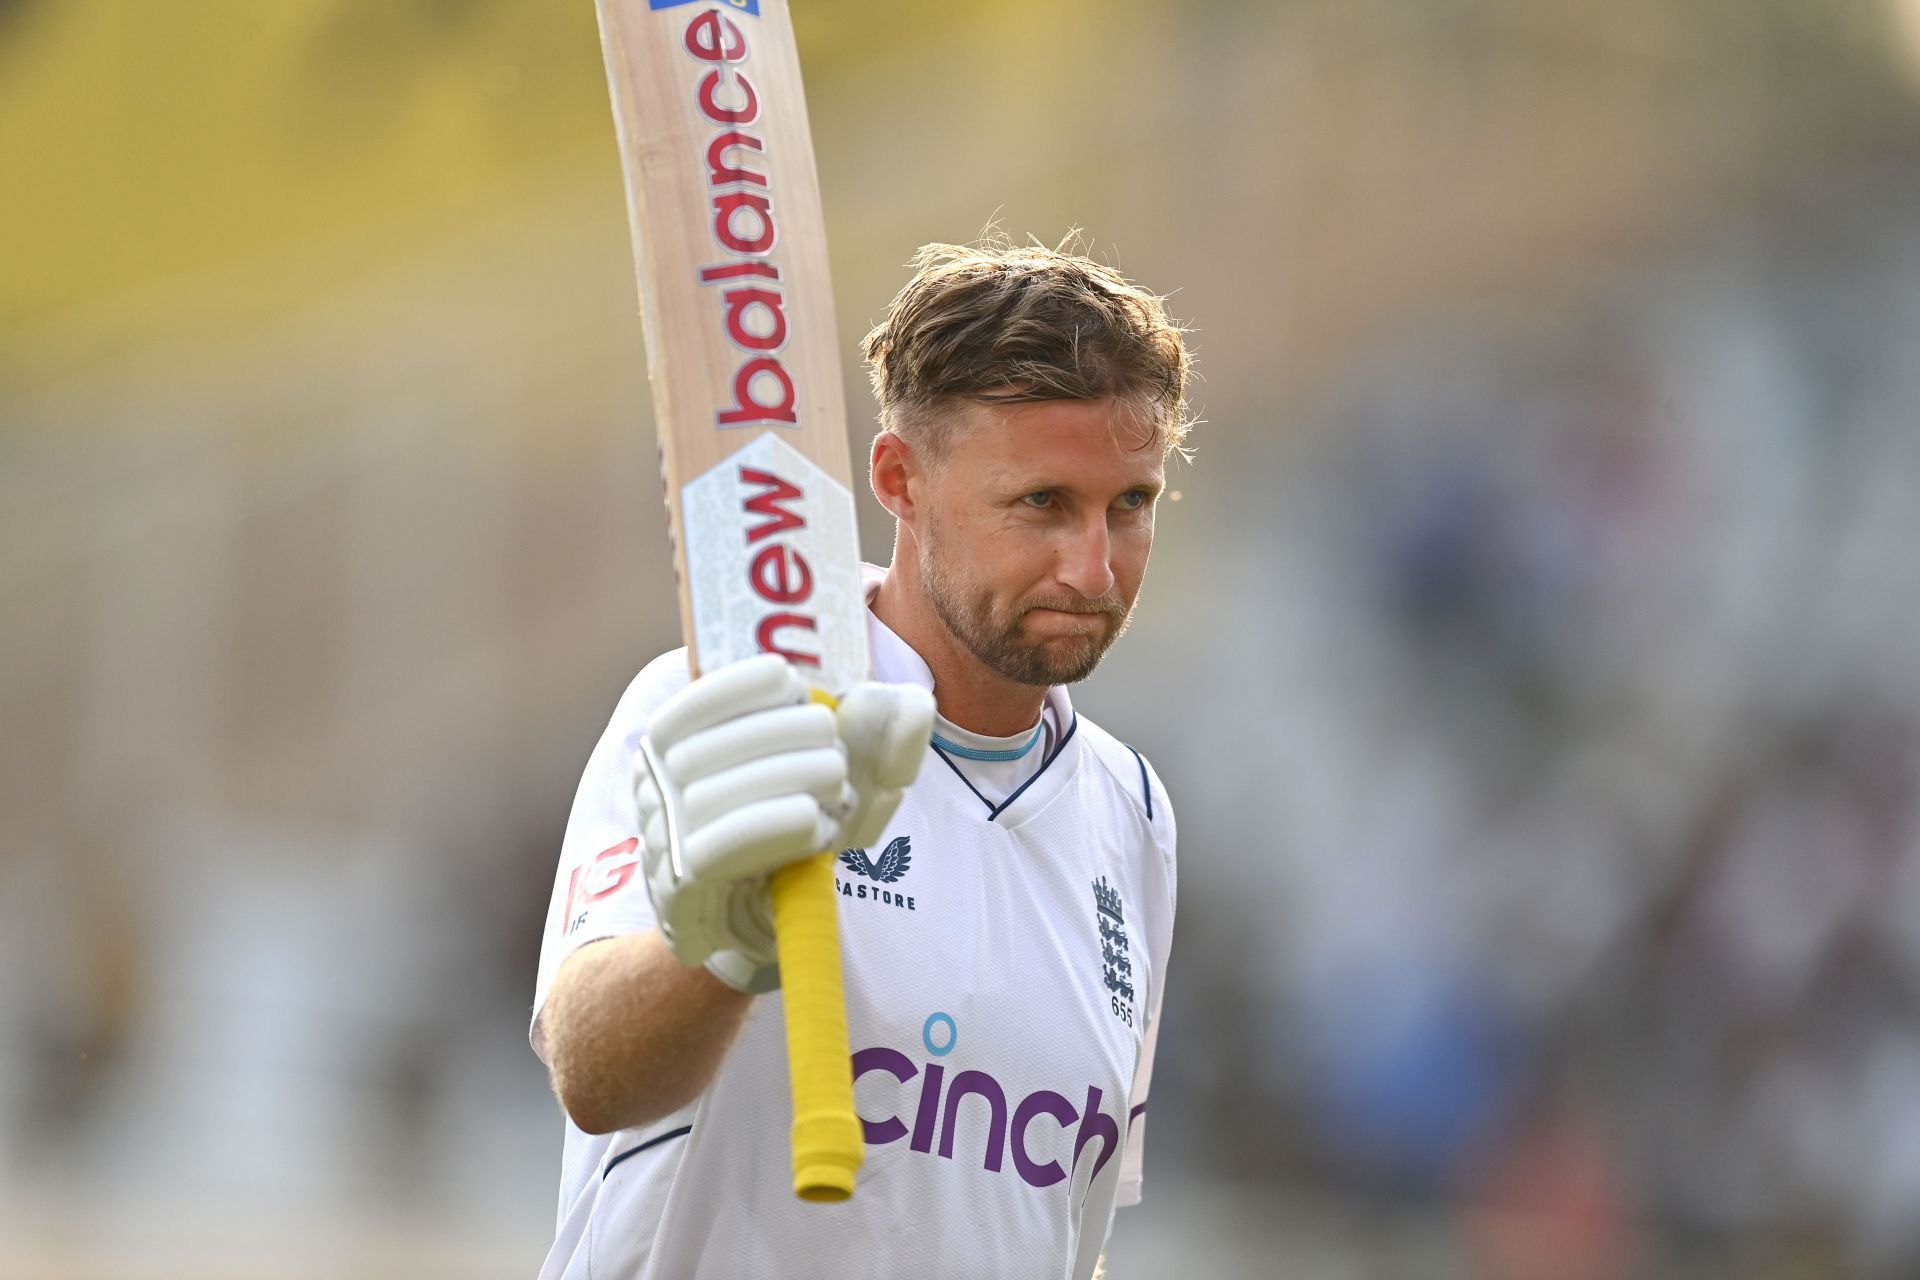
871,564,1049,738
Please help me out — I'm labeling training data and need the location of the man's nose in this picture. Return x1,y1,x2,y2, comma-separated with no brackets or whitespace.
1057,516,1116,599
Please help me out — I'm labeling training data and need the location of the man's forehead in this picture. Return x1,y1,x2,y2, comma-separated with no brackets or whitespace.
961,396,1165,464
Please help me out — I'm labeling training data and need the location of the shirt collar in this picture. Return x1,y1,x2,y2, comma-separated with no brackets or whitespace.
862,564,935,691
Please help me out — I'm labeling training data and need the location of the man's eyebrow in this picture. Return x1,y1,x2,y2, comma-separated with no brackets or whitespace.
996,474,1167,496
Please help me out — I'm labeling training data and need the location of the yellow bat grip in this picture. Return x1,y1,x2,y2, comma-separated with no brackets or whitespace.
768,688,862,1202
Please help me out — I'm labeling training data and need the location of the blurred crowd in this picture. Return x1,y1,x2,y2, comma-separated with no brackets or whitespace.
1149,164,1920,1276
7,167,1920,1280
7,3,1920,1275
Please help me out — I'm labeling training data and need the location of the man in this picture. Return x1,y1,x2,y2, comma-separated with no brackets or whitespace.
530,238,1191,1279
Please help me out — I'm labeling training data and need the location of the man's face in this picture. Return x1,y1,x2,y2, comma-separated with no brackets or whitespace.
913,398,1166,687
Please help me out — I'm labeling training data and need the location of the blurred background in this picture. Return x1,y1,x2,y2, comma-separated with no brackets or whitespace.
6,0,1920,1276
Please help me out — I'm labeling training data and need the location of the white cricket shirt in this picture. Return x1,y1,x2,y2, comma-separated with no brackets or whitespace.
530,570,1176,1280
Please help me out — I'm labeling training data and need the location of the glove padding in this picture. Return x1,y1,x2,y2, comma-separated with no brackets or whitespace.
635,653,934,992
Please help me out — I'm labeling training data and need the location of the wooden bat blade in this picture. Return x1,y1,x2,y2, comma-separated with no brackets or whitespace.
594,0,865,1202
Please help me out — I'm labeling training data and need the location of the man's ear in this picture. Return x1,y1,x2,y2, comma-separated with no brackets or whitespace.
869,430,920,523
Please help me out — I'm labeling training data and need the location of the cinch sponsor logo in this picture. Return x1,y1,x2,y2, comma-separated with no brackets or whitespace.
852,1013,1132,1191
678,6,794,428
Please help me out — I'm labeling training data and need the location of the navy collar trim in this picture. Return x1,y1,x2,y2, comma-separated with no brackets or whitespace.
930,712,1080,821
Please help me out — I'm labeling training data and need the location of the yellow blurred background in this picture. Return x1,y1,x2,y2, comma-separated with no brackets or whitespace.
7,1,1920,1276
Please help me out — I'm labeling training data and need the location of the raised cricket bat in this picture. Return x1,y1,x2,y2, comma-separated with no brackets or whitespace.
594,0,867,1202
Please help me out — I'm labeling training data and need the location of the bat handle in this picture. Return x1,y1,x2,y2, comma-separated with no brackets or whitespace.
768,689,862,1202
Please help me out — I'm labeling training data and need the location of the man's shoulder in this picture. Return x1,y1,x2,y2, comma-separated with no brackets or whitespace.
604,646,694,736
1071,711,1174,837
1069,711,1177,935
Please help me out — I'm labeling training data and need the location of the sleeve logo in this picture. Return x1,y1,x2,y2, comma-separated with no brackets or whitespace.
560,837,643,937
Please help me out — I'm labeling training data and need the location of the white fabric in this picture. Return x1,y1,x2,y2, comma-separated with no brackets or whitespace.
530,566,1176,1280
834,680,942,845
931,704,1062,810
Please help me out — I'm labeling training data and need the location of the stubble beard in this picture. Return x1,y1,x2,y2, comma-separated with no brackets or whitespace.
919,520,1134,687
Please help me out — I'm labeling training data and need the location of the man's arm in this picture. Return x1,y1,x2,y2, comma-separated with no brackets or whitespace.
543,929,754,1135
533,656,930,1136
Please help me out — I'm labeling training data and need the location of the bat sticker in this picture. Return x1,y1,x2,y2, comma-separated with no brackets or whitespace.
650,0,761,15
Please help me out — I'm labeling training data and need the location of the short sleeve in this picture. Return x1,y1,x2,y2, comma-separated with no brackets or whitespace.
1115,754,1175,1208
529,649,692,1064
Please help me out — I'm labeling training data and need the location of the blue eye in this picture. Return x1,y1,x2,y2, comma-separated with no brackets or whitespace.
1115,491,1149,510
1022,491,1054,509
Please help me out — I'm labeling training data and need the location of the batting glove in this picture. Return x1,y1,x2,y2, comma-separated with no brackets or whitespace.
634,653,934,992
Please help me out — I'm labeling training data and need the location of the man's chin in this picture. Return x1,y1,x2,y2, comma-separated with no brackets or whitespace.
992,635,1110,686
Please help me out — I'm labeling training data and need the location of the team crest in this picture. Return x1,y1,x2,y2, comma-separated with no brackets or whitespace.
1093,876,1135,1025
838,835,917,911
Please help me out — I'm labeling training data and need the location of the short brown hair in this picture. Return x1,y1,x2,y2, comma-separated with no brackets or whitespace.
861,236,1193,458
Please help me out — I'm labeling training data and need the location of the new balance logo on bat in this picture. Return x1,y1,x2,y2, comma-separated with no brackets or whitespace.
678,6,795,428
738,465,819,667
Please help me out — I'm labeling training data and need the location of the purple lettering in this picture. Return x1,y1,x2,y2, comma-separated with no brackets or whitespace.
850,1041,1126,1193
1012,1090,1077,1188
1072,1085,1119,1186
938,1070,1009,1173
851,1047,917,1145
909,1062,944,1153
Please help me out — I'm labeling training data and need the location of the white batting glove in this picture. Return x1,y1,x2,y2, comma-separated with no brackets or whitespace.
634,653,934,992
